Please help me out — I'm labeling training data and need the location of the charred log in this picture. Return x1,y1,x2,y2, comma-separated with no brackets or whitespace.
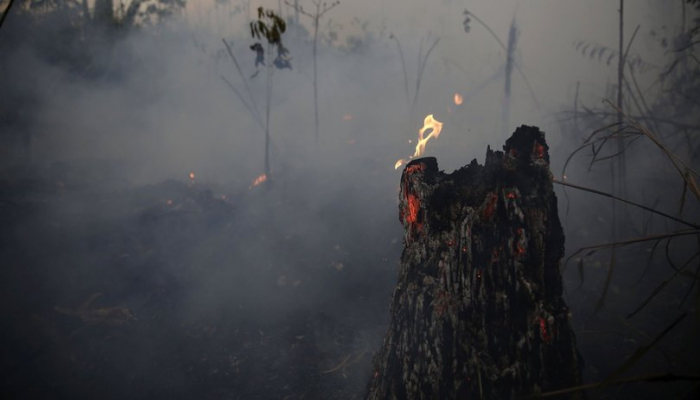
367,126,583,399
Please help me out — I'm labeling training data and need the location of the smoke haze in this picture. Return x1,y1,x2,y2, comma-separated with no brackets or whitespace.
0,0,698,399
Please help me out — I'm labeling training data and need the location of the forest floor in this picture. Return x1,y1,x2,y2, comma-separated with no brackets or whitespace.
0,158,697,399
0,160,401,400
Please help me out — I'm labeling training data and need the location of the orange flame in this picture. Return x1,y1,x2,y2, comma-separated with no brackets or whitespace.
454,93,463,105
413,114,443,158
189,172,195,180
394,114,444,170
249,173,268,189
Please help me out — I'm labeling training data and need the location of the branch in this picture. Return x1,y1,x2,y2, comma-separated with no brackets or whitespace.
564,229,700,270
222,39,262,124
220,76,265,131
0,0,17,31
606,101,700,184
553,179,700,229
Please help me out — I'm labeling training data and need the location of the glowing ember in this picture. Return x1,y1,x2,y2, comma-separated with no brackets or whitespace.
406,194,421,224
537,316,553,343
249,173,268,189
534,142,545,159
189,172,195,180
454,93,463,105
394,114,444,169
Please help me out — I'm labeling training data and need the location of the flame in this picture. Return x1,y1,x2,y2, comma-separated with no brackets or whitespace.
413,114,443,158
189,172,195,180
454,93,463,105
249,173,267,189
393,114,444,170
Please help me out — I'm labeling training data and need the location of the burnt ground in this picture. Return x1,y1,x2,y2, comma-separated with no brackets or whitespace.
0,161,401,400
1,159,699,400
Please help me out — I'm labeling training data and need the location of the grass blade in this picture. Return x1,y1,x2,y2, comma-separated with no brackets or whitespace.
577,258,585,289
522,372,700,398
602,313,687,387
636,239,661,285
593,248,616,315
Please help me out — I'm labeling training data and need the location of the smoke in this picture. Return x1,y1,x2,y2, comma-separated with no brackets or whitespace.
0,0,697,398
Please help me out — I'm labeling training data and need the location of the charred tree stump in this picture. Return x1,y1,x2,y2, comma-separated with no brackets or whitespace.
367,126,583,399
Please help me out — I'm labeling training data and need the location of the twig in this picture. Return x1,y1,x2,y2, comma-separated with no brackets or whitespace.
627,249,700,320
603,313,688,387
411,37,440,117
222,39,262,123
606,101,700,186
564,230,699,274
521,372,700,398
220,75,264,130
321,353,352,374
390,34,410,110
0,0,16,31
552,180,699,229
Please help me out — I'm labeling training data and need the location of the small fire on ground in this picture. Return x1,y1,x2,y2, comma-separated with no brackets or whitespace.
249,173,268,189
395,114,444,170
454,93,463,105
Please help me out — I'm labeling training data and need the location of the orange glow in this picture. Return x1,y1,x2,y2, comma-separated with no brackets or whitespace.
189,172,195,180
249,173,267,189
454,93,463,105
394,114,444,170
342,114,353,121
406,194,421,224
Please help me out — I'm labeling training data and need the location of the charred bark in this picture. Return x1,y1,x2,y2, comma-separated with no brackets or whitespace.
367,126,583,399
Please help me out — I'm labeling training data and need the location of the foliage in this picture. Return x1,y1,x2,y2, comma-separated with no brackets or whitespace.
249,7,291,71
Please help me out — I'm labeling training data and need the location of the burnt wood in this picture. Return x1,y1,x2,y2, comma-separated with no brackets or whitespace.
367,125,583,399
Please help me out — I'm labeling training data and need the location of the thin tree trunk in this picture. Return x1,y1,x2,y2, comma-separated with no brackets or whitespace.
574,81,580,133
615,0,625,239
313,15,319,144
265,43,273,185
294,0,299,26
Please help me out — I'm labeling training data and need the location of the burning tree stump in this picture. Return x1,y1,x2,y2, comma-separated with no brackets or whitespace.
367,126,583,399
